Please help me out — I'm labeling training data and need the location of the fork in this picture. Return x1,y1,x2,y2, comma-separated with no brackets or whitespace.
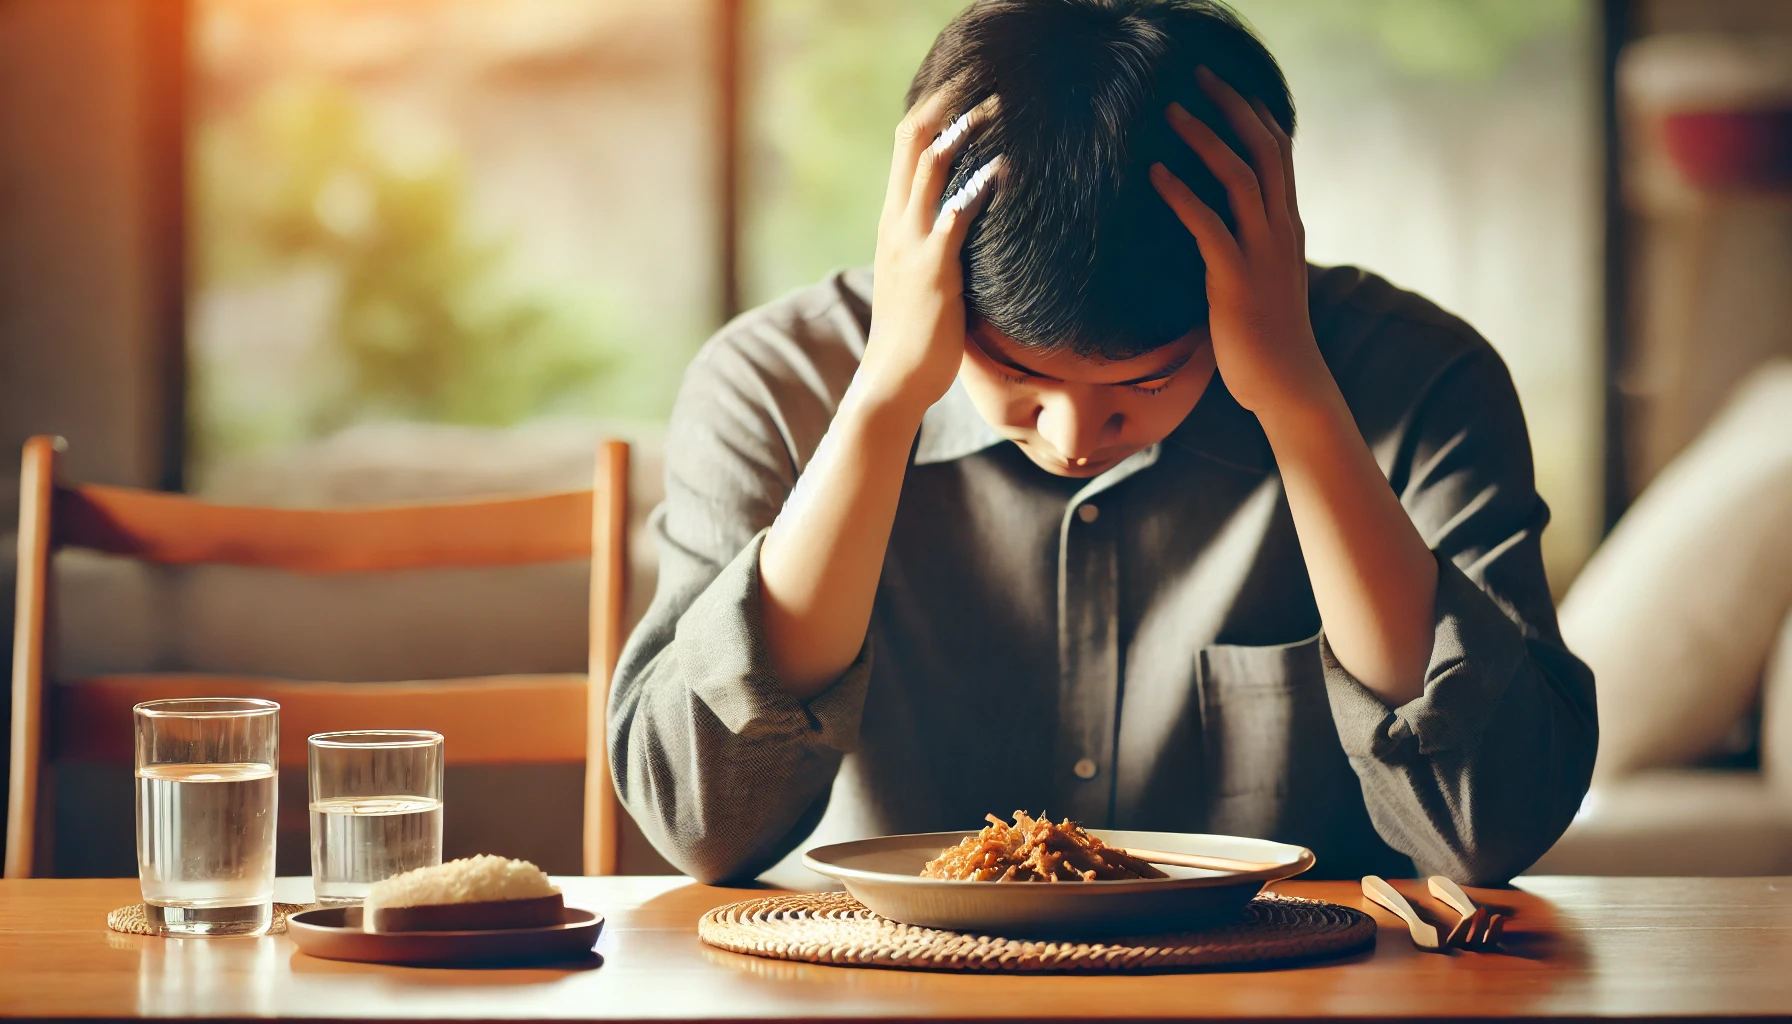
1428,876,1504,949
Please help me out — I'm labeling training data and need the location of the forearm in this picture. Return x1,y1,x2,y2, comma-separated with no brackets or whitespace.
1259,381,1438,706
759,384,925,699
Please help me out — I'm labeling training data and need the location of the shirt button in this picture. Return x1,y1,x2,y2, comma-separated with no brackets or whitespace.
1073,757,1099,780
1077,504,1100,523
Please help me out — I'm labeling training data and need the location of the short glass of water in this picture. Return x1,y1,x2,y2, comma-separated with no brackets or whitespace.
307,730,444,906
134,698,280,936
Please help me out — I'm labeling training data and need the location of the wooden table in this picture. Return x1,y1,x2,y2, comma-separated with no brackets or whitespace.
1,876,1787,1022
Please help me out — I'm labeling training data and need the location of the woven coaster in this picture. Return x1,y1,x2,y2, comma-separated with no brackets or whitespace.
700,890,1374,973
107,902,314,937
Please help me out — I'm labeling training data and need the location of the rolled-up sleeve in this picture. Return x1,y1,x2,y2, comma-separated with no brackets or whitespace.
608,323,870,884
1320,347,1599,885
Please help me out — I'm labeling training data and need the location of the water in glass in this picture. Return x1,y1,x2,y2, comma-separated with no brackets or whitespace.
136,762,277,909
309,795,443,905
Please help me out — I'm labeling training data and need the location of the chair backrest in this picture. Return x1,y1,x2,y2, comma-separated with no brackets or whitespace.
5,434,629,878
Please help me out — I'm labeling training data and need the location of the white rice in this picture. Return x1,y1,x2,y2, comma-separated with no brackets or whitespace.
363,855,560,911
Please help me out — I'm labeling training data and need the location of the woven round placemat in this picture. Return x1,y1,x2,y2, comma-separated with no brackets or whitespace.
699,890,1373,973
107,902,314,936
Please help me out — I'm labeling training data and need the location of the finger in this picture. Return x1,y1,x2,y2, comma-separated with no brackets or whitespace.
1165,102,1269,246
1194,65,1287,238
1250,97,1304,252
935,155,1003,246
907,93,999,230
883,89,956,225
1149,162,1243,276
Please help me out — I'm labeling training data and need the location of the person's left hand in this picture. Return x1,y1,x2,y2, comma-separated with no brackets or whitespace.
1149,66,1328,419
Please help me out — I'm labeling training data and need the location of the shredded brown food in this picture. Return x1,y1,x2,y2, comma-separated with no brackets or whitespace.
919,810,1168,882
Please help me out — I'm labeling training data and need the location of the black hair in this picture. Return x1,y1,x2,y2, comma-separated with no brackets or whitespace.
907,0,1294,359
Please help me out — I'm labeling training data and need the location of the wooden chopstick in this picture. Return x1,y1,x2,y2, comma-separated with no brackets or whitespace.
1122,847,1285,874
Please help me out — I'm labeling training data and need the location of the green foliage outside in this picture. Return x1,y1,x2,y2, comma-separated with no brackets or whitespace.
743,0,969,305
193,83,619,466
1241,0,1581,81
742,0,1583,306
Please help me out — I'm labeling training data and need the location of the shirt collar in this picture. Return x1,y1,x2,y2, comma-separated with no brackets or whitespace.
914,380,1005,465
1164,374,1274,474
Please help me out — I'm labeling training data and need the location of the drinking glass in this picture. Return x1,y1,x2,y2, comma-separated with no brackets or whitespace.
134,698,280,936
307,730,444,906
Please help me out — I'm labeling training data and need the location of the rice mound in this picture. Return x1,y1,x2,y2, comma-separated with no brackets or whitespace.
364,855,560,911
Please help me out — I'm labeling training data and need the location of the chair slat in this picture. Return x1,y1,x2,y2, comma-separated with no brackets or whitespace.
53,674,588,768
55,485,594,572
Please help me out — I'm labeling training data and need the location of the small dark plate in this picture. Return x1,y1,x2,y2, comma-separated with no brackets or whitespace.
287,905,603,966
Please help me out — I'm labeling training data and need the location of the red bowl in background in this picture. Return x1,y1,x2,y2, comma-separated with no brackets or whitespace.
1659,108,1792,192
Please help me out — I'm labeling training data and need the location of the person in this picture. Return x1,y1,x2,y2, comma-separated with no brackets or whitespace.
608,0,1597,885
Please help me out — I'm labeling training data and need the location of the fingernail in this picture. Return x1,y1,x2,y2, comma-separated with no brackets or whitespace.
1166,101,1191,124
970,157,998,191
933,201,963,231
1149,161,1167,179
959,159,997,200
1195,64,1215,82
934,157,1000,231
935,188,968,230
933,110,973,153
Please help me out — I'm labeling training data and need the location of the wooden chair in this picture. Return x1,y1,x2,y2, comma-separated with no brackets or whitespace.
5,435,629,878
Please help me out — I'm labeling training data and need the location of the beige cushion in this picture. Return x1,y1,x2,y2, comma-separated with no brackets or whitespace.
1763,608,1792,793
1532,770,1792,876
1559,361,1792,780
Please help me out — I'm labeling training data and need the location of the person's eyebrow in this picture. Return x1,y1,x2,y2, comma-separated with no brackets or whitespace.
969,330,1194,386
1110,352,1194,386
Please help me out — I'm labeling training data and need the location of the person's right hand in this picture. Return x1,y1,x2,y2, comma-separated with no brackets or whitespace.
856,90,1001,420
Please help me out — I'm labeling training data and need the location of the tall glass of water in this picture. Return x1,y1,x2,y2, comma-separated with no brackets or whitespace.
134,698,280,937
307,730,444,906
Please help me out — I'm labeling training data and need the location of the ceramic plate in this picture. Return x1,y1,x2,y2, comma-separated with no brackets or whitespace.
803,829,1314,938
287,905,603,966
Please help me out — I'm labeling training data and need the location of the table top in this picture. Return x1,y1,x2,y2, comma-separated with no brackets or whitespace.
1,875,1787,1022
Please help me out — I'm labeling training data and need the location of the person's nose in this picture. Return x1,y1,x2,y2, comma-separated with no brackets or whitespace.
1034,391,1120,464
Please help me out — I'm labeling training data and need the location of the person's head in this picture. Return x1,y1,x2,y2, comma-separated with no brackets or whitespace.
907,0,1294,477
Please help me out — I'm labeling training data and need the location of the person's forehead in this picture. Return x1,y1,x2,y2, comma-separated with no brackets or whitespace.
970,323,1204,385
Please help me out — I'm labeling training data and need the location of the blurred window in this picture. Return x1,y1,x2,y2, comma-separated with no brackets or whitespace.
190,0,715,483
191,0,1599,585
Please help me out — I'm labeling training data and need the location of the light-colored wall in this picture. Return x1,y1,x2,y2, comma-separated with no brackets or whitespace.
1623,0,1792,493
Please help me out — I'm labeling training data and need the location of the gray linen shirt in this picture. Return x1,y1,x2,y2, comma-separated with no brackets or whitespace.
609,265,1597,886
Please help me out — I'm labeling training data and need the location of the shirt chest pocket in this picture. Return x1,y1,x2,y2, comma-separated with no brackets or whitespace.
1198,632,1360,839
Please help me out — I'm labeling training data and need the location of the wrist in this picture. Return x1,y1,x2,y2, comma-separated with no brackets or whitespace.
843,366,942,431
1253,372,1356,461
837,375,933,445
